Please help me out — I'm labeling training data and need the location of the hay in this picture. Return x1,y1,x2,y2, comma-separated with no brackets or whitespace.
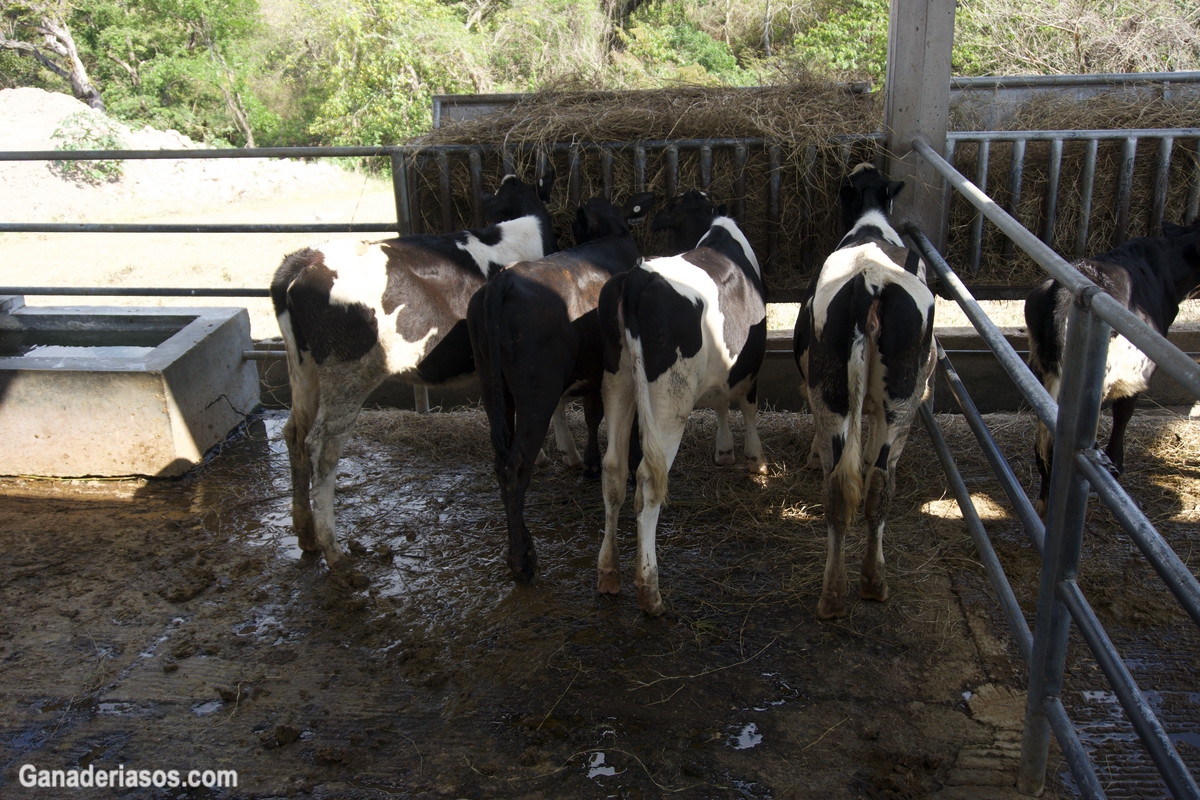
408,73,1200,296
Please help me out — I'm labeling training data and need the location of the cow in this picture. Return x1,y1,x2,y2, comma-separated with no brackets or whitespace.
467,192,656,583
596,190,767,615
793,163,936,620
270,170,557,572
1025,218,1200,517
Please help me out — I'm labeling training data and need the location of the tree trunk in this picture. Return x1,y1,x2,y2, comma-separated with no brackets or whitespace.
0,12,105,111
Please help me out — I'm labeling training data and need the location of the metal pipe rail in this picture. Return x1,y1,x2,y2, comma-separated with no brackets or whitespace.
915,135,1200,400
909,139,1200,798
0,287,269,297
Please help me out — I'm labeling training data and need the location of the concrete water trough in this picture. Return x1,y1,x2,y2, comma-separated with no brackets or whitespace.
0,296,259,477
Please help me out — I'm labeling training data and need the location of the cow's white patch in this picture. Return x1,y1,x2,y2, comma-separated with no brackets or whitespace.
840,209,904,248
700,217,761,275
1104,334,1155,399
812,243,931,337
456,216,544,277
640,255,736,383
318,239,391,309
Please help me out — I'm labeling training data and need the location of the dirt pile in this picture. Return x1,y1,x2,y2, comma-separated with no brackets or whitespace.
0,87,345,224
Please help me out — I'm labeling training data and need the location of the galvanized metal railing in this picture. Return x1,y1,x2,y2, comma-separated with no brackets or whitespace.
909,135,1200,799
944,129,1200,277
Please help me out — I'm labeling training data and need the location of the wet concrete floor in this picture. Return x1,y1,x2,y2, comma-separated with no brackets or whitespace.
0,407,1196,799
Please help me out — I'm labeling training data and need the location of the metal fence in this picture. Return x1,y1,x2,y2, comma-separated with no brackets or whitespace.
909,135,1200,799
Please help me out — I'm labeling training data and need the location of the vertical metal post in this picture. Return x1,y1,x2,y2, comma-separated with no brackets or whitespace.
665,145,678,199
408,156,424,235
601,148,614,200
634,146,647,194
569,146,582,209
469,149,485,228
801,145,818,270
1075,139,1098,258
939,138,956,252
1114,136,1138,247
699,144,713,191
414,386,431,413
1186,137,1200,225
1018,292,1111,796
1149,136,1174,236
502,148,516,177
767,144,782,272
733,144,747,227
1001,139,1026,263
1041,138,1063,247
391,151,413,237
970,140,989,274
437,152,452,233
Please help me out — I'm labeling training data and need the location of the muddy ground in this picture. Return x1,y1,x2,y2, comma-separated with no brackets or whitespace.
1,407,1197,799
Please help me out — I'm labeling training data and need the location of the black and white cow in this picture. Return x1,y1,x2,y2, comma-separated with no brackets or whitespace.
793,163,935,620
596,190,767,615
1025,218,1200,516
467,192,656,582
270,170,557,571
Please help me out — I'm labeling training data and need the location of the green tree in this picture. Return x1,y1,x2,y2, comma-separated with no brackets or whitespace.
1,0,106,108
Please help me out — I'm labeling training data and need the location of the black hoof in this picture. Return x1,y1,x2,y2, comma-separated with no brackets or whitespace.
582,466,601,481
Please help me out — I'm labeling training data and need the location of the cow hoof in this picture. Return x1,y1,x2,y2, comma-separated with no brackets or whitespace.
535,449,550,467
806,452,822,470
1035,498,1048,520
582,466,601,481
636,584,665,616
597,568,622,596
715,450,736,466
563,453,583,468
816,593,847,620
860,576,888,602
746,457,768,475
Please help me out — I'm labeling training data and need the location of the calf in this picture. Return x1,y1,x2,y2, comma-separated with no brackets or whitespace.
270,171,557,571
793,163,935,620
1025,219,1200,516
467,192,656,582
597,191,767,615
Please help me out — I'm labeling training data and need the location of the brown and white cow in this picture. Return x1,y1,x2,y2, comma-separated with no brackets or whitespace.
467,192,656,583
793,163,935,619
270,170,557,571
1025,218,1200,516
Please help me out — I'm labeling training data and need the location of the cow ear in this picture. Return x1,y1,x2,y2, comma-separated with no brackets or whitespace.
623,192,656,224
887,180,905,200
537,165,557,203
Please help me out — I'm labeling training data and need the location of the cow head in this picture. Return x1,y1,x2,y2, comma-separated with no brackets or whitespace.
481,167,559,253
481,166,557,225
573,192,657,245
839,163,903,233
650,190,726,255
1161,218,1200,299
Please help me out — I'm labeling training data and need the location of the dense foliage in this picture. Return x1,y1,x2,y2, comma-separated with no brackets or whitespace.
2,0,1198,147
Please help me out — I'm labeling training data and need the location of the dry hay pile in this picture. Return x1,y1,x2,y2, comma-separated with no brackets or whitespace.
947,92,1200,287
411,75,1200,297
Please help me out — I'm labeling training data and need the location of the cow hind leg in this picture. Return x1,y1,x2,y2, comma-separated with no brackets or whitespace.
634,404,688,616
581,393,603,480
814,407,858,620
599,373,637,596
550,397,583,468
713,404,736,465
501,410,554,583
739,393,767,475
1105,394,1138,477
283,409,318,553
1034,420,1054,518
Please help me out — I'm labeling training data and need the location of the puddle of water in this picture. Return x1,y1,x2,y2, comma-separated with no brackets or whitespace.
729,723,763,750
191,700,223,716
587,752,618,778
96,702,137,716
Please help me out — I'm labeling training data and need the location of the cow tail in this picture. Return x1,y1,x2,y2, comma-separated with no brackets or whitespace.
831,294,876,522
485,273,512,465
624,305,668,507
